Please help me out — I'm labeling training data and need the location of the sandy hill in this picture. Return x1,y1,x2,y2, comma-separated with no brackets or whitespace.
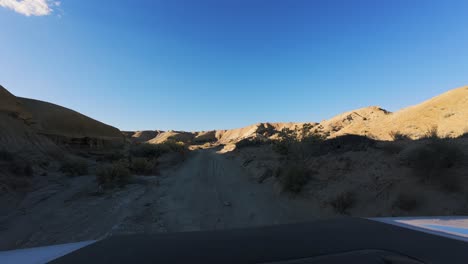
127,123,312,145
0,85,32,121
147,131,195,144
0,86,56,153
124,130,162,143
326,86,468,139
318,106,392,138
0,85,124,152
216,122,310,144
19,98,123,141
123,85,468,145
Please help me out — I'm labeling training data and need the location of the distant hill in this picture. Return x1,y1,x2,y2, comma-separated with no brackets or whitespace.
124,86,468,145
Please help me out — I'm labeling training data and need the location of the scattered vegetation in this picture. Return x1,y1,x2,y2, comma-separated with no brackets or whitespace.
402,138,464,191
422,125,439,140
443,113,455,118
277,163,312,194
130,157,157,175
235,137,267,149
130,141,186,158
330,191,356,214
60,159,89,177
273,124,325,158
96,161,131,188
0,150,33,177
393,193,422,211
389,131,410,141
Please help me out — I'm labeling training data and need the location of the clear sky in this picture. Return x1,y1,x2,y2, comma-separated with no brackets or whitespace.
1,0,467,131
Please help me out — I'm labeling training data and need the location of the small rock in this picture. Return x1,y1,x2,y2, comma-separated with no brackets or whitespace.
224,201,232,207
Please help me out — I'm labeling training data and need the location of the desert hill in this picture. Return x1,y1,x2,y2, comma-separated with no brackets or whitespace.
125,86,468,145
323,86,468,139
19,98,123,141
0,85,124,152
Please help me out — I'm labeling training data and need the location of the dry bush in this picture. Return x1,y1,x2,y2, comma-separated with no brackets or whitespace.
235,137,267,149
130,141,186,159
96,161,131,188
393,193,422,211
330,191,356,214
278,163,312,193
0,150,33,177
402,139,464,191
130,143,164,158
443,113,455,118
389,131,410,141
130,158,157,175
403,139,463,178
272,141,290,155
60,159,89,176
422,126,439,140
273,127,325,157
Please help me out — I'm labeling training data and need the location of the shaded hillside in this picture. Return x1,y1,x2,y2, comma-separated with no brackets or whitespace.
19,98,123,141
0,85,124,151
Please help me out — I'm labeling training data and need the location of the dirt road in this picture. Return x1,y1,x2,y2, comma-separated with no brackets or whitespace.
0,149,319,250
157,149,318,232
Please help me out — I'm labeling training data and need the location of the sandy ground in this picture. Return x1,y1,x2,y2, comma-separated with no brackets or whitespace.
157,149,319,232
0,149,321,251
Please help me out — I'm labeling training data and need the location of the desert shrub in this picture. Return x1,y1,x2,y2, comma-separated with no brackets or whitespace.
459,132,468,139
272,141,290,155
130,143,164,158
0,150,14,161
311,135,376,157
60,159,89,176
272,126,325,158
235,137,267,149
96,161,131,187
403,139,463,184
163,140,187,152
389,131,410,141
130,141,186,158
422,126,439,140
393,193,422,211
330,191,356,214
130,158,157,175
9,160,33,177
302,132,326,143
278,164,312,193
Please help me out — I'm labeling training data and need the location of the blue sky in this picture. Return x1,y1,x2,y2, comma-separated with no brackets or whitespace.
1,0,468,131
